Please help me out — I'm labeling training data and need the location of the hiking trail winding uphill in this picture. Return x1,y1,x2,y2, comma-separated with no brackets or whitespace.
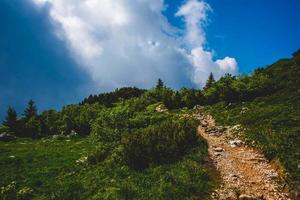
194,109,291,200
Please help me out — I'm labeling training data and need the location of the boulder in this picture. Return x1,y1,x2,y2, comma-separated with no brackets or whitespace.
0,132,16,142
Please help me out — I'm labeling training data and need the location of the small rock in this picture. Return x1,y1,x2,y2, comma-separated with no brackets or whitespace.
267,172,278,179
201,122,208,127
155,104,168,112
229,139,243,147
0,132,16,142
229,174,239,181
69,130,79,137
211,192,218,198
239,194,256,200
216,126,227,132
214,152,223,157
248,157,265,163
193,105,204,110
214,147,224,152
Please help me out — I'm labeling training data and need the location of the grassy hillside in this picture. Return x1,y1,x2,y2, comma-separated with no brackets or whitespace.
206,55,300,188
0,100,216,199
0,137,215,199
1,50,299,198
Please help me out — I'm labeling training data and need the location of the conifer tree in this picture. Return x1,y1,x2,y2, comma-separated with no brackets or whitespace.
172,91,182,109
3,106,17,135
23,100,40,138
293,49,300,64
24,99,38,121
204,72,215,90
156,78,164,90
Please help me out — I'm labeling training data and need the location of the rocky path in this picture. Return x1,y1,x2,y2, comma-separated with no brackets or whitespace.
194,111,290,200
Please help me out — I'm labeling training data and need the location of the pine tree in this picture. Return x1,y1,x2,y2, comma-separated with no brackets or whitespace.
293,49,300,64
22,100,40,138
156,78,164,90
172,92,182,109
204,72,215,90
25,116,41,138
23,99,38,121
3,106,17,135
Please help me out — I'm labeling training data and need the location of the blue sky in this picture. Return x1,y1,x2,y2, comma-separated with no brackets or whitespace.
165,0,300,73
1,0,300,120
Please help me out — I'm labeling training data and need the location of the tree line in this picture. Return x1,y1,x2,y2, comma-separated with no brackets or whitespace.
2,49,299,139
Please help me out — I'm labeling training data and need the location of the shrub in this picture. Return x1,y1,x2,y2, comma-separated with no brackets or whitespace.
0,125,9,134
53,182,86,200
0,181,17,200
87,145,110,165
17,186,34,200
123,118,203,170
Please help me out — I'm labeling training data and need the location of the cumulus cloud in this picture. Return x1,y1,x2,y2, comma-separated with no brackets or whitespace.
31,0,238,89
176,0,238,86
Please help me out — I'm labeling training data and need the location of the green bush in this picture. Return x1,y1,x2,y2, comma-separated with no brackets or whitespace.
0,181,17,200
53,182,86,200
123,118,204,170
87,145,110,165
0,125,9,134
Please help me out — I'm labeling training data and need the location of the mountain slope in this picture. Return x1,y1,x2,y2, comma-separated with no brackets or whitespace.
206,52,300,193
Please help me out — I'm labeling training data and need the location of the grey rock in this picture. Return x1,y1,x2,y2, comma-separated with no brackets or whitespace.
214,147,224,152
229,139,243,147
0,133,16,142
239,194,256,200
193,105,205,110
155,104,168,112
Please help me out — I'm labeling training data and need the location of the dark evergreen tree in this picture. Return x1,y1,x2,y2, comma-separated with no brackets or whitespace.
155,78,164,90
204,72,215,90
23,100,40,138
40,109,60,136
80,87,145,105
23,99,38,121
172,92,182,109
293,49,300,64
25,116,41,138
292,49,300,57
3,106,17,135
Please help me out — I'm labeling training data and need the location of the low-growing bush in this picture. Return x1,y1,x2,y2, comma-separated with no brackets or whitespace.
87,145,110,165
53,182,86,200
123,118,204,170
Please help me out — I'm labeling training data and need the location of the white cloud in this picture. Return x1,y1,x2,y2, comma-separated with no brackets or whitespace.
176,0,237,86
31,0,238,89
216,57,238,72
176,0,210,47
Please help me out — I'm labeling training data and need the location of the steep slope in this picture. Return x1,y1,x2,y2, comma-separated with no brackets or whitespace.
206,52,300,196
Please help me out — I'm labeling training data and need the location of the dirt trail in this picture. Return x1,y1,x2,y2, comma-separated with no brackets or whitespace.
194,110,290,200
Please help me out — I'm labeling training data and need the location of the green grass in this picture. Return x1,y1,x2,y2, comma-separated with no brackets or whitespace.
0,135,216,199
0,137,96,199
